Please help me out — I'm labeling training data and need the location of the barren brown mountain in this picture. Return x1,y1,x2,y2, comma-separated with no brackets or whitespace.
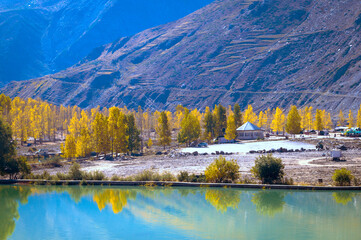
3,0,361,112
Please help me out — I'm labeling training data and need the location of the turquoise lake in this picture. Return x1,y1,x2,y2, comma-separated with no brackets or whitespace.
1,185,361,240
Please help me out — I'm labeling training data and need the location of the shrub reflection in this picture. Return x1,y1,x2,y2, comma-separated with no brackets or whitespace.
332,192,355,205
205,189,241,212
251,190,287,217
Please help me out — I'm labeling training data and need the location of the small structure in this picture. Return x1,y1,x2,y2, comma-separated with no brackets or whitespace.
331,150,342,161
236,122,264,140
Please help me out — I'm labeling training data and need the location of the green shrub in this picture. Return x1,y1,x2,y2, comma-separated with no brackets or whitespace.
134,170,157,181
133,170,176,182
332,168,354,186
251,154,285,184
111,175,121,181
205,156,240,183
160,171,176,181
68,163,83,180
90,170,106,180
177,171,190,182
56,172,69,180
190,174,206,183
40,170,51,180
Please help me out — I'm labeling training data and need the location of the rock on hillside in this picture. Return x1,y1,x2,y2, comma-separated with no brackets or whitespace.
3,0,361,112
0,0,213,85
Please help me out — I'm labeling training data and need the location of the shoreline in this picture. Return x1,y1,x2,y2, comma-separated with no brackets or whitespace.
2,179,361,191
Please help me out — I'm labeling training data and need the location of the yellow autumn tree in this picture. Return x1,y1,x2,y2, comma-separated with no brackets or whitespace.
337,110,345,127
347,110,354,128
271,107,285,134
177,109,201,146
314,109,324,131
285,106,301,135
305,106,314,131
108,106,120,156
357,105,361,128
263,108,272,131
243,105,257,124
258,111,267,128
323,112,333,130
61,135,76,159
225,112,237,140
91,112,109,155
157,111,172,149
75,111,92,157
115,112,128,155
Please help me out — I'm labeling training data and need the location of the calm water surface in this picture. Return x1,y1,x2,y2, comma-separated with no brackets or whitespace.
1,185,360,240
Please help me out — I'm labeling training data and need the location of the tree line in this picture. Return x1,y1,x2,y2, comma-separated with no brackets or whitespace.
1,94,361,158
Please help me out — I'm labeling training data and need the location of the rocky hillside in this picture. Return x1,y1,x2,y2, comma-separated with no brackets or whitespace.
3,0,361,112
0,0,213,85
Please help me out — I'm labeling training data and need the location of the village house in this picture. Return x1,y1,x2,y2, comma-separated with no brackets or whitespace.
236,122,265,140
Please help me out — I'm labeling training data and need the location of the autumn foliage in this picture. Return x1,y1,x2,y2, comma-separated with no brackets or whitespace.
1,93,361,159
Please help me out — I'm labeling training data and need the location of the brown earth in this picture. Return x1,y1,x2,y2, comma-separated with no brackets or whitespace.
29,146,361,186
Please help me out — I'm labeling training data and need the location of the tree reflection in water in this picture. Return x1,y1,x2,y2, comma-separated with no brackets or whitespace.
251,190,287,217
0,186,31,240
332,192,355,205
93,189,137,214
205,188,241,213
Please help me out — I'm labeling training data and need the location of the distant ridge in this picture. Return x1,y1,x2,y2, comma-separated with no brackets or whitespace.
3,0,361,113
0,0,213,85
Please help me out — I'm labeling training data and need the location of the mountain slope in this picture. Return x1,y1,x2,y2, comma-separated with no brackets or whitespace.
0,0,213,85
3,0,361,112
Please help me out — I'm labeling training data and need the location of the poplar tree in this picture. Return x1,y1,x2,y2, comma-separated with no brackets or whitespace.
305,106,314,131
0,94,11,123
233,103,243,128
115,113,128,155
157,111,172,149
271,107,285,134
126,114,141,153
348,110,354,128
61,135,76,159
357,105,361,128
177,109,201,146
258,111,267,128
264,108,272,131
225,113,237,140
203,106,215,142
285,106,301,135
337,110,345,126
314,109,324,131
75,111,92,157
243,105,257,124
91,112,109,155
76,128,91,158
323,111,333,130
109,107,120,156
213,105,227,137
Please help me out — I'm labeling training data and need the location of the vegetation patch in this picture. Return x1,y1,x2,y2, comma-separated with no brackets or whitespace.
251,154,285,184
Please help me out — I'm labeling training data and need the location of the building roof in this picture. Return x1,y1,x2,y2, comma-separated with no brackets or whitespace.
236,122,263,131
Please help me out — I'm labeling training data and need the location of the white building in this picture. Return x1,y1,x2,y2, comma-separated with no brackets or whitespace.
236,122,264,140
